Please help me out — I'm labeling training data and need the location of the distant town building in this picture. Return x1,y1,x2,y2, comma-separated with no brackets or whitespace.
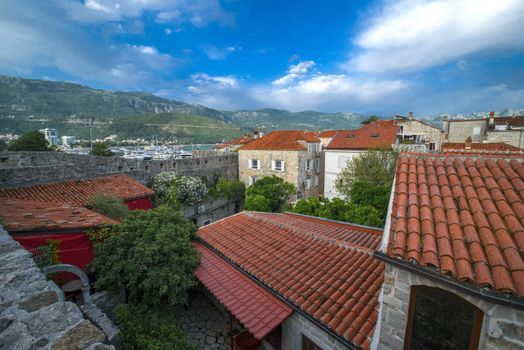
442,137,524,154
323,120,398,199
394,112,444,152
61,135,76,147
445,112,524,148
39,128,59,146
215,134,255,152
238,130,322,199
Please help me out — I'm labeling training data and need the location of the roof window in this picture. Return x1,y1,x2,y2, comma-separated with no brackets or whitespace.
347,134,356,139
371,133,380,138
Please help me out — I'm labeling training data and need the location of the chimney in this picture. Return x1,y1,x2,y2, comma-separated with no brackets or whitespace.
465,136,472,151
408,112,413,120
441,116,449,139
489,111,495,127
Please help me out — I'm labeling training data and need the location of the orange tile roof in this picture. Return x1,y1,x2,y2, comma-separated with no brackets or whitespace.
493,116,524,127
318,130,339,138
326,120,398,150
239,130,320,151
198,211,384,349
442,142,524,153
0,198,118,232
0,175,154,206
387,154,524,297
216,134,254,149
194,242,293,339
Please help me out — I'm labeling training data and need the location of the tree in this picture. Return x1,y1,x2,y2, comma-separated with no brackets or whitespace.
8,130,52,151
91,206,199,307
335,149,397,196
167,176,207,206
361,115,379,125
87,193,129,221
0,140,7,152
349,181,391,216
245,194,271,212
245,176,296,212
216,178,245,212
90,142,114,156
116,304,196,350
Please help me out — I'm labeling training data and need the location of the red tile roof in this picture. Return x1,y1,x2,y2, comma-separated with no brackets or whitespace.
326,120,398,150
493,116,524,127
216,134,254,149
387,154,524,297
442,142,524,153
239,130,320,151
198,211,385,349
0,198,118,232
194,242,293,339
318,130,339,138
0,175,154,206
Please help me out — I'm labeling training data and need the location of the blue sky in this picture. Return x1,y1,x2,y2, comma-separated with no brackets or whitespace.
1,0,524,115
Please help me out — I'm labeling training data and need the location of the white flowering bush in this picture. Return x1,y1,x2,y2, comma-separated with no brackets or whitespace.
167,175,207,205
151,172,179,196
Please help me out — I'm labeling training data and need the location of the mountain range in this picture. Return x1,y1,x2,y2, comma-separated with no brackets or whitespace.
0,75,522,143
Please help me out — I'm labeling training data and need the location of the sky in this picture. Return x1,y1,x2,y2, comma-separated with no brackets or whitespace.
1,0,524,116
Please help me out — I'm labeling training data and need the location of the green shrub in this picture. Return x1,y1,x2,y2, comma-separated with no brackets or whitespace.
349,181,391,216
116,304,196,350
216,178,245,211
90,142,114,156
8,131,53,151
245,176,295,212
245,194,272,212
87,193,129,221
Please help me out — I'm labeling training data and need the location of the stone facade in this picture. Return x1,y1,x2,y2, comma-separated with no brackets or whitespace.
0,225,114,350
395,118,444,152
181,197,236,227
0,151,238,188
446,119,487,143
280,313,350,350
375,264,524,350
485,129,524,148
238,149,321,200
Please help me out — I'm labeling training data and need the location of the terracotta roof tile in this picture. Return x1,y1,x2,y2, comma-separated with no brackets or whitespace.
238,130,320,151
388,153,524,297
442,142,524,153
194,243,292,339
326,120,397,150
0,198,118,232
198,211,384,349
0,175,154,206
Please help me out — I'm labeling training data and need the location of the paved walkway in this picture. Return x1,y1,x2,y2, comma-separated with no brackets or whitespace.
177,290,232,350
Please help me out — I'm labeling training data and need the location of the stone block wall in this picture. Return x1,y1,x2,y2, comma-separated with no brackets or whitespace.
0,151,238,188
282,313,350,350
0,225,114,350
486,130,524,148
375,264,524,350
181,197,236,227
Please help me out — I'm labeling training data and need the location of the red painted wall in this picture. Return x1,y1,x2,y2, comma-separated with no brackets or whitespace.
14,232,94,269
124,197,153,210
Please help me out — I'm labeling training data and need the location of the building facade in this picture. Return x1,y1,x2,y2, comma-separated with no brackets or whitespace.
238,130,322,199
394,113,444,152
39,128,60,146
323,120,398,199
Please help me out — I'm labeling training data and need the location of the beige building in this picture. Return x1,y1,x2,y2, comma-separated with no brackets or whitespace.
238,130,322,199
395,112,444,152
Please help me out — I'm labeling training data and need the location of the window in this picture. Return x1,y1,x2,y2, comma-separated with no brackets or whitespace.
304,179,311,190
338,156,351,169
272,160,285,171
404,286,483,350
315,158,320,172
302,335,322,350
398,126,404,133
202,219,211,226
305,159,313,171
249,159,260,169
472,126,481,135
315,143,321,152
307,143,315,152
371,133,380,138
429,143,436,151
248,176,258,186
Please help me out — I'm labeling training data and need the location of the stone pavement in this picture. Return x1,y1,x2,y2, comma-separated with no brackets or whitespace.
177,290,232,350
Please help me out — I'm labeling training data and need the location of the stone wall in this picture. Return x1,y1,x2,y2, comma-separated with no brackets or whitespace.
375,264,524,350
447,119,487,143
486,130,524,148
0,151,238,188
281,313,350,350
0,225,114,350
181,197,236,227
396,119,444,151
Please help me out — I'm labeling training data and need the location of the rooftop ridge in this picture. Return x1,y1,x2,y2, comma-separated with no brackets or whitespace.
242,211,376,255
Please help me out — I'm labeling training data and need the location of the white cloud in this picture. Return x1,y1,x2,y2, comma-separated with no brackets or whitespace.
350,0,524,73
272,60,315,85
202,45,241,60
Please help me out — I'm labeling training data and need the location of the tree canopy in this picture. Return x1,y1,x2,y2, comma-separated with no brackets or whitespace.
361,115,378,125
90,142,114,156
7,130,53,151
245,175,296,212
86,193,129,221
91,206,199,307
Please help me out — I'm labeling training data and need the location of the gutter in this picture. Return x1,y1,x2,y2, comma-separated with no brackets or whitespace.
374,251,524,311
8,224,115,236
197,238,361,350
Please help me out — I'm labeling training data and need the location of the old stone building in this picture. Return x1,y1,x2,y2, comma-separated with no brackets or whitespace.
374,153,524,350
238,130,322,199
394,112,444,152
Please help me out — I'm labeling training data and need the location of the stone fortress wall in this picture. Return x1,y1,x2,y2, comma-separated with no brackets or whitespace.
0,151,239,188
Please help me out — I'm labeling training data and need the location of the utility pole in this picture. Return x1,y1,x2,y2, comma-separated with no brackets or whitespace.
90,117,94,150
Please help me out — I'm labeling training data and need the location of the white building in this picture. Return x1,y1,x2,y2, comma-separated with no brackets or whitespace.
39,128,59,146
323,120,398,199
61,136,76,147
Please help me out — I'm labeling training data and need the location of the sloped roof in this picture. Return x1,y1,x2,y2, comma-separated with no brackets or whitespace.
387,154,524,297
194,242,293,339
216,134,254,149
198,211,384,349
318,130,339,138
442,142,524,153
326,120,398,150
0,198,118,233
493,116,524,127
238,130,320,151
0,175,154,206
